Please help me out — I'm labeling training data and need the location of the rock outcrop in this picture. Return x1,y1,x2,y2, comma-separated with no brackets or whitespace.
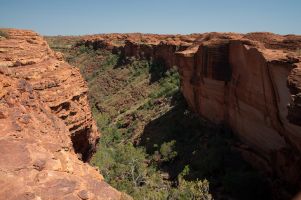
176,33,301,191
0,29,126,200
0,29,99,161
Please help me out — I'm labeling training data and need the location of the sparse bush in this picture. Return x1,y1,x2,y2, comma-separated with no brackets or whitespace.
0,30,9,38
130,60,149,78
139,100,154,110
92,131,170,199
94,113,110,131
169,165,212,200
160,140,178,162
149,69,180,99
78,44,89,53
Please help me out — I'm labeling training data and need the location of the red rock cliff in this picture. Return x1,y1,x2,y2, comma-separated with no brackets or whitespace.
79,33,198,69
176,33,301,189
0,29,127,200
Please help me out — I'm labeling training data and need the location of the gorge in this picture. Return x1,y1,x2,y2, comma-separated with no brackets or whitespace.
1,28,301,200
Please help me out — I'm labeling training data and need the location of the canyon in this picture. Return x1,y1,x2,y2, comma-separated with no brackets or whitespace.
0,28,301,199
73,32,301,198
78,32,301,191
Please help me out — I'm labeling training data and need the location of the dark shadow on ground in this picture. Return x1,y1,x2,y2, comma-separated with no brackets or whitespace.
139,91,272,200
148,58,167,83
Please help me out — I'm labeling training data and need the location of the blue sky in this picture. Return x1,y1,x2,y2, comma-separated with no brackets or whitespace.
0,0,300,35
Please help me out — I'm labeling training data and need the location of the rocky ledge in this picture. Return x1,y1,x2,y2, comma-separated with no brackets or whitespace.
0,29,128,200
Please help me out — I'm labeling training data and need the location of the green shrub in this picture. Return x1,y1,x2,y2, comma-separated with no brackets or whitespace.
94,113,110,131
130,60,149,78
160,140,178,162
138,100,154,110
149,69,180,99
77,44,92,54
169,165,212,200
92,138,169,199
170,178,212,200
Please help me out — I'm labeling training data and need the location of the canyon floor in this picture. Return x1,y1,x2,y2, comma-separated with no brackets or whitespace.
46,35,274,200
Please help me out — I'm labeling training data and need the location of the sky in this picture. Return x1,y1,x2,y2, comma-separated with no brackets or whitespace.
0,0,300,36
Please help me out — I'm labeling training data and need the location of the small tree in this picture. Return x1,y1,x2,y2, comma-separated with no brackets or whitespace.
169,165,212,200
160,140,178,162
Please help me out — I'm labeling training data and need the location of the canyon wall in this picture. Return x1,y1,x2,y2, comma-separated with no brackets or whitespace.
81,32,301,192
176,33,301,190
0,29,127,200
79,33,197,69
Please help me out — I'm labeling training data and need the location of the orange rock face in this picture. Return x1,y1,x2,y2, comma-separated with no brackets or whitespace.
0,29,99,161
0,29,125,200
176,33,301,188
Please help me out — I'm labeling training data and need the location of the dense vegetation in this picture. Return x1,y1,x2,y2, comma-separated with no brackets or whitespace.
46,38,272,200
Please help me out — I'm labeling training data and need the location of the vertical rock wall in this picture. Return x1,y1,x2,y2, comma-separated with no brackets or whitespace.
176,36,301,189
0,29,126,200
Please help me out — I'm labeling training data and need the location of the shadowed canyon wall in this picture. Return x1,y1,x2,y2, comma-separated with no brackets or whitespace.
176,34,301,191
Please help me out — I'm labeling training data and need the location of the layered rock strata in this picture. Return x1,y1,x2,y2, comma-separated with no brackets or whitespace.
79,33,198,69
176,33,301,190
0,29,99,161
0,29,126,200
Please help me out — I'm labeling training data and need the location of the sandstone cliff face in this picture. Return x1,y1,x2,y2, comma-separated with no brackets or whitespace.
122,40,189,69
0,29,98,161
79,33,197,69
0,29,125,200
176,33,301,188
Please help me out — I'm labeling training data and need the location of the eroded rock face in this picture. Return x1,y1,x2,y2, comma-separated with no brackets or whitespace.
176,33,301,190
0,29,98,161
0,29,125,200
79,33,198,69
